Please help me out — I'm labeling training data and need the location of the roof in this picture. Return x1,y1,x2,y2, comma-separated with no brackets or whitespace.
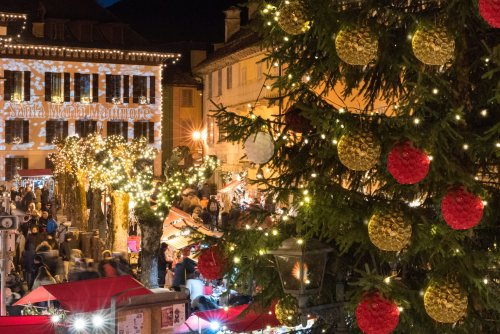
0,316,56,334
218,180,243,193
14,275,152,313
193,27,262,77
17,169,52,177
163,69,201,87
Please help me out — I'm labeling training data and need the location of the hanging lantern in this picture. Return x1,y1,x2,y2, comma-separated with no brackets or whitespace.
338,131,381,171
412,24,455,65
256,168,264,179
335,26,378,65
277,1,310,35
424,278,468,323
269,238,333,327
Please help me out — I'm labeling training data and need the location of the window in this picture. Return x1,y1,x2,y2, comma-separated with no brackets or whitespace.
241,67,247,85
218,69,222,96
75,120,97,138
132,76,155,104
4,70,30,102
134,121,155,144
45,72,69,103
227,66,232,89
208,117,215,144
45,157,55,171
51,23,64,40
181,89,194,107
46,120,68,143
107,121,128,141
74,73,95,104
5,157,28,181
107,75,122,104
257,63,263,80
208,73,212,99
218,117,228,141
5,120,29,144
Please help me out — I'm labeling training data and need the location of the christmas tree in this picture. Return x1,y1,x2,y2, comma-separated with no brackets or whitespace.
202,0,500,333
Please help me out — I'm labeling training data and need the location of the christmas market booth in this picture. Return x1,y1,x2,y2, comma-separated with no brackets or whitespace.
15,169,56,194
0,315,59,334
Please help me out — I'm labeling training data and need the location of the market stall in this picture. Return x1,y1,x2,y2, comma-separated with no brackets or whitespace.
0,315,57,334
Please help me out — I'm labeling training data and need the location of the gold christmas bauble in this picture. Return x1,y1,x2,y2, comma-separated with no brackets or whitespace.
424,279,468,323
335,26,378,65
412,25,455,65
338,131,381,171
277,1,310,35
275,295,300,327
368,209,411,251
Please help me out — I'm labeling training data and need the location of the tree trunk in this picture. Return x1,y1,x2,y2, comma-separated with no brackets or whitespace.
89,188,104,233
139,222,163,288
76,175,88,231
110,191,129,253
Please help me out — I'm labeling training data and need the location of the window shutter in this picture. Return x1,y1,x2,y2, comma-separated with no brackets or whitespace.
45,72,52,102
5,158,15,181
63,121,68,139
24,71,31,101
22,158,28,169
75,120,82,137
133,122,141,138
74,73,81,102
123,75,129,103
106,74,112,103
46,120,54,143
5,120,12,144
132,76,139,103
22,120,29,144
4,70,11,101
149,76,155,104
148,121,154,144
122,121,128,141
92,74,99,103
227,66,232,89
107,121,115,137
63,73,70,102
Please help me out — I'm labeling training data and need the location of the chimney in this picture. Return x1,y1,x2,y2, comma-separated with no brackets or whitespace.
224,6,241,43
248,2,259,21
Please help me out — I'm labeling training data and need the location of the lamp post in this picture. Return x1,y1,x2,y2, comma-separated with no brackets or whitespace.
268,238,333,327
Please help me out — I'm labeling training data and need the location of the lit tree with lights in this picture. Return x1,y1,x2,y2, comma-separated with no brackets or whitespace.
206,0,500,333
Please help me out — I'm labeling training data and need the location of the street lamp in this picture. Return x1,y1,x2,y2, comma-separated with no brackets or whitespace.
193,131,201,140
269,238,333,327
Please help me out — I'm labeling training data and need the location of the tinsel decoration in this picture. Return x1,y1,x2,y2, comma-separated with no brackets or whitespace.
412,24,455,65
368,208,411,252
479,0,500,28
387,141,430,184
277,1,310,35
356,292,400,334
338,131,381,171
197,246,227,280
441,186,484,230
424,279,468,323
285,105,311,133
244,132,275,164
275,295,300,327
335,26,378,65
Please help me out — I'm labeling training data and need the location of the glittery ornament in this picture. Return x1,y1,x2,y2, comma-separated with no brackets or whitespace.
356,291,400,334
368,208,411,252
338,131,381,171
245,132,275,165
412,25,455,65
479,0,500,28
424,279,468,323
441,186,483,230
388,141,430,184
277,1,310,35
197,246,227,280
335,26,378,65
285,105,311,134
275,295,300,327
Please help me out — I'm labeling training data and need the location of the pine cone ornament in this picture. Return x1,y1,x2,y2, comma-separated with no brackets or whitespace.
441,186,483,230
479,0,500,28
277,1,310,35
285,105,311,134
387,141,430,184
245,132,275,164
412,24,455,65
356,292,400,334
424,279,468,323
275,295,300,327
368,208,411,252
197,246,227,280
335,26,378,65
338,131,381,171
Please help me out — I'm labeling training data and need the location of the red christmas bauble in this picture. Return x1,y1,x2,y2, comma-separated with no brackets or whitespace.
387,141,429,184
356,292,400,334
479,0,500,28
442,186,484,230
197,246,227,280
285,105,311,134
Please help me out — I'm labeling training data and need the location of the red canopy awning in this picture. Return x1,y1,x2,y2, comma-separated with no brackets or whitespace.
17,169,53,177
172,314,212,334
164,207,195,225
218,180,243,193
194,302,281,333
0,316,56,334
14,275,152,313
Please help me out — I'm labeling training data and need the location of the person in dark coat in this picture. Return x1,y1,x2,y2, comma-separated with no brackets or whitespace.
200,208,213,231
200,183,211,199
23,186,35,208
59,234,72,281
207,196,220,230
41,185,49,208
38,211,49,231
172,247,196,291
29,255,48,290
158,242,171,288
79,261,100,281
10,187,18,202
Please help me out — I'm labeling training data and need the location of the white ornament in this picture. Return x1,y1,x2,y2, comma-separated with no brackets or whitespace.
244,132,275,164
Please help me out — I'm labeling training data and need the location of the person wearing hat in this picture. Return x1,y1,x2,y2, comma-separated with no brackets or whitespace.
38,211,49,232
